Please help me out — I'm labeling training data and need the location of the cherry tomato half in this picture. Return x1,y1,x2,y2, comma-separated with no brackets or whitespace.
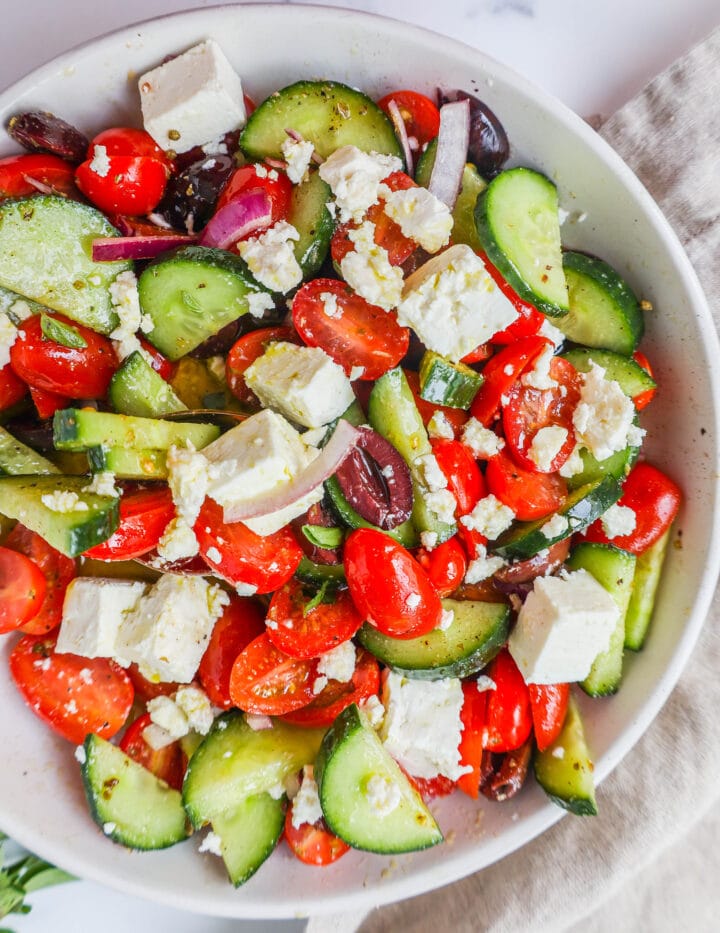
9,634,134,744
29,386,70,420
83,486,176,561
217,163,292,231
430,437,485,515
282,649,380,729
0,153,77,199
0,363,27,411
632,350,657,410
405,369,469,436
284,807,350,866
377,91,441,150
124,664,183,702
119,712,185,791
5,524,76,636
266,580,363,660
0,546,46,634
415,535,468,598
479,252,545,343
344,528,442,638
485,447,567,521
483,648,533,753
292,278,410,381
226,326,299,407
457,681,488,799
528,682,570,752
197,595,266,708
470,336,551,427
229,633,317,715
10,313,117,399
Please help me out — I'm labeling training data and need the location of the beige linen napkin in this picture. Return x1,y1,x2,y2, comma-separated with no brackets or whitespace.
308,25,720,933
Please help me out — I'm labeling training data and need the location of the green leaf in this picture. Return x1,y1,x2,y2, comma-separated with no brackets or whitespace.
301,525,343,549
303,578,336,616
0,838,75,921
40,314,87,349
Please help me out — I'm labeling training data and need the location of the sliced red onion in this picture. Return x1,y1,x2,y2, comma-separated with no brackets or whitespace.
92,234,197,262
22,174,61,196
198,189,272,250
428,99,470,209
386,99,414,177
223,419,360,524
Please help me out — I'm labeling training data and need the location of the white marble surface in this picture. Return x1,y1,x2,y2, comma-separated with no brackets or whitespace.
2,1,719,930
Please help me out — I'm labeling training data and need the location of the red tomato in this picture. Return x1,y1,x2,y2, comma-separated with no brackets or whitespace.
75,127,170,215
125,664,182,702
138,337,175,381
331,171,417,267
478,252,545,343
582,462,681,555
5,524,76,636
9,634,134,744
266,580,363,660
430,437,485,515
405,369,469,436
229,633,317,715
632,350,657,410
0,546,46,634
119,712,185,791
484,649,533,753
292,278,410,380
411,774,456,801
377,90,441,149
29,386,70,420
284,807,350,866
83,486,175,560
344,528,442,638
502,356,581,473
461,343,493,365
456,524,487,562
470,336,551,427
457,682,488,798
485,447,568,521
226,326,299,406
216,163,292,231
10,313,117,399
528,683,570,752
415,536,468,597
197,595,266,708
194,498,303,594
0,153,77,199
0,363,27,410
282,650,380,728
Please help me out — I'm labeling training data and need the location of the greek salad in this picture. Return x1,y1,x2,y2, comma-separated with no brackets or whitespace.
0,38,682,883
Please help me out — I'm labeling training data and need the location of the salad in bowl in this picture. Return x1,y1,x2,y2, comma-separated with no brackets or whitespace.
0,5,713,918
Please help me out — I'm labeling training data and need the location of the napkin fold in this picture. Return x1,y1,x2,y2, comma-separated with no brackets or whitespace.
308,25,720,933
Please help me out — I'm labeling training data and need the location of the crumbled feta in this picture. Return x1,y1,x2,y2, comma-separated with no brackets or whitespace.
381,672,470,781
74,745,87,765
82,471,118,498
246,713,273,731
281,136,315,184
540,512,570,540
138,40,246,152
147,694,189,740
88,144,111,177
56,578,147,659
464,543,506,583
364,773,403,816
235,581,259,597
462,418,505,459
475,675,497,692
319,291,342,319
461,494,515,539
349,365,365,381
559,443,585,478
205,545,222,564
437,608,455,631
427,411,455,440
103,822,116,836
0,314,19,368
175,685,214,734
420,531,439,551
405,593,422,610
166,442,211,526
382,186,453,253
142,723,177,751
312,675,328,695
508,568,620,683
41,490,88,513
538,317,565,349
527,425,568,472
156,517,200,562
398,245,519,362
521,344,557,390
341,221,404,311
237,221,303,294
316,641,356,684
246,290,276,318
7,299,34,323
601,503,637,539
573,362,637,461
109,270,149,362
198,830,223,856
360,694,385,729
424,488,457,524
291,765,323,829
318,145,402,222
415,453,448,492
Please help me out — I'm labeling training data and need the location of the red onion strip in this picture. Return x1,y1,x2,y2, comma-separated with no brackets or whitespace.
198,189,272,250
92,234,197,262
428,99,470,209
386,99,414,177
222,419,360,523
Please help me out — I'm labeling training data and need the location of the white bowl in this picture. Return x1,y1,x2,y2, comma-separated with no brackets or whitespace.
0,3,718,920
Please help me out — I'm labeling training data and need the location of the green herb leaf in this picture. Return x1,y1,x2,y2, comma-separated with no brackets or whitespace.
301,525,343,549
303,578,337,616
0,836,75,921
40,314,87,349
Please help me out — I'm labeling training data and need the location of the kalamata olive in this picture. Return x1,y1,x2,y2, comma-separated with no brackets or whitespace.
4,418,55,450
171,130,241,172
6,111,89,164
190,307,284,358
292,501,342,566
334,426,413,529
134,550,210,575
491,577,535,604
438,90,510,178
479,738,532,802
493,538,571,589
156,154,235,233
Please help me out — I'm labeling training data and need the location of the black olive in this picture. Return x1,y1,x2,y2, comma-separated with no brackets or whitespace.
156,154,235,234
6,111,89,164
438,89,510,178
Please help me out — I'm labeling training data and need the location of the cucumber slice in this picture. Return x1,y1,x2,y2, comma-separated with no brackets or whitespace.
357,598,509,680
138,246,271,361
564,443,639,492
368,368,456,543
495,475,622,560
414,145,487,252
562,347,656,399
534,695,597,816
324,475,418,548
210,793,285,887
315,704,442,854
0,474,119,556
0,196,129,333
240,81,402,161
182,712,325,828
81,734,189,849
414,138,436,187
624,528,671,651
295,555,347,588
419,350,483,409
0,425,59,475
289,170,335,278
109,351,187,418
0,283,44,320
559,252,644,355
53,408,219,452
566,542,636,696
474,167,568,316
87,446,168,480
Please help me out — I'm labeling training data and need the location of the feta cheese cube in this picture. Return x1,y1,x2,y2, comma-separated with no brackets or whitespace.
460,494,515,539
318,145,402,222
382,186,453,253
340,221,404,311
601,503,637,539
397,245,519,362
291,765,323,829
116,574,228,683
56,578,147,659
244,341,355,428
527,425,568,471
138,40,246,152
508,568,620,683
573,362,637,461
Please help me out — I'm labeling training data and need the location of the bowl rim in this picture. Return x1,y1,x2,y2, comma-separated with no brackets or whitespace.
1,2,719,919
